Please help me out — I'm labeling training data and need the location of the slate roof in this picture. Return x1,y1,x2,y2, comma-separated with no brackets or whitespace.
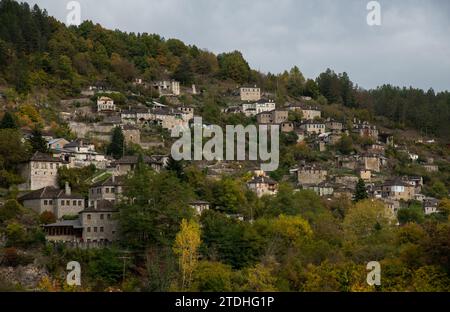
19,186,84,201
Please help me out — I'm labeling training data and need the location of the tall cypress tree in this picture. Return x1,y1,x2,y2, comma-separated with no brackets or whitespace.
354,178,368,202
108,127,125,159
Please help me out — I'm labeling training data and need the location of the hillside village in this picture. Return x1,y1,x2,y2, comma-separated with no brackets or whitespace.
0,0,449,292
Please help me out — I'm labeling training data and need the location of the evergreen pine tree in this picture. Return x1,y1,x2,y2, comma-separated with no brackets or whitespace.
0,112,18,129
354,178,368,202
29,128,48,153
107,127,125,159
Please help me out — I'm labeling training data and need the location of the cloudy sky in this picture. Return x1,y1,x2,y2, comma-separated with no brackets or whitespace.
27,0,450,91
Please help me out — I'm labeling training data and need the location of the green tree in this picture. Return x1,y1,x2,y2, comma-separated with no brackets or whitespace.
0,112,18,129
107,127,125,159
217,51,250,83
354,179,368,202
29,128,48,153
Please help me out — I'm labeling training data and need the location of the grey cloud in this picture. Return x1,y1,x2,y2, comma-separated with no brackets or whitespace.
27,0,450,91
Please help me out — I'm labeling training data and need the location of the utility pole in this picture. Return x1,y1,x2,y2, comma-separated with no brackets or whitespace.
118,251,132,288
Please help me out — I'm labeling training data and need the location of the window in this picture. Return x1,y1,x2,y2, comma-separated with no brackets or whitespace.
87,227,91,233
44,200,48,205
107,214,111,220
100,214,104,220
97,188,101,194
78,200,82,206
100,227,104,233
94,227,98,233
66,200,70,206
49,200,53,205
87,214,91,220
106,188,110,194
61,200,65,206
73,200,77,206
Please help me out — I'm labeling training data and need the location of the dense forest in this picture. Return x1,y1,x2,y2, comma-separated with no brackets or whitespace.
0,0,449,140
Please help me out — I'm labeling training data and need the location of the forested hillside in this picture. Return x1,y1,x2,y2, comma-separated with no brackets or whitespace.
0,0,449,140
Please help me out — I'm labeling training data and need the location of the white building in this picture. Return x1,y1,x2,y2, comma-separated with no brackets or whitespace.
242,99,276,117
97,96,115,112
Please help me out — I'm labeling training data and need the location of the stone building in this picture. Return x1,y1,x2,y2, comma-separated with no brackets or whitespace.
423,198,439,215
287,104,321,120
242,99,276,117
153,80,180,96
304,182,334,197
80,200,119,244
20,152,67,191
381,179,415,201
97,96,115,112
111,155,163,175
240,86,261,101
352,120,379,140
296,165,328,186
256,110,289,125
89,175,126,207
280,122,295,133
189,200,210,215
247,175,278,198
121,125,141,145
300,121,326,135
325,120,343,132
43,200,119,246
19,183,85,219
361,153,381,173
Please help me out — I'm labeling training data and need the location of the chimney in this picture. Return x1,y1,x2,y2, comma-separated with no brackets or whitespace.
65,182,71,195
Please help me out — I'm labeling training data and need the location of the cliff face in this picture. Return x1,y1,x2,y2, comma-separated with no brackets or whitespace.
0,264,49,290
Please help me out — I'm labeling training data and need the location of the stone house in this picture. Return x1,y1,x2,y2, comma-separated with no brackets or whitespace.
19,183,85,219
381,198,401,215
47,138,70,151
281,122,295,133
177,106,195,121
333,175,359,189
247,175,278,198
360,169,372,182
368,143,385,155
423,164,439,173
19,152,67,191
325,120,343,132
121,125,141,145
381,179,415,201
89,175,126,207
240,86,261,101
256,110,289,125
242,99,276,117
111,155,163,175
423,198,439,215
189,200,210,215
335,155,359,170
97,96,115,112
287,104,322,120
43,200,119,246
333,186,354,199
300,121,326,135
361,153,382,173
304,182,334,197
153,80,180,96
296,165,328,186
402,176,423,193
352,120,379,140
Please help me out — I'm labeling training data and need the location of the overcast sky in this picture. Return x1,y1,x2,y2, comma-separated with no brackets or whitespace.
27,0,450,91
